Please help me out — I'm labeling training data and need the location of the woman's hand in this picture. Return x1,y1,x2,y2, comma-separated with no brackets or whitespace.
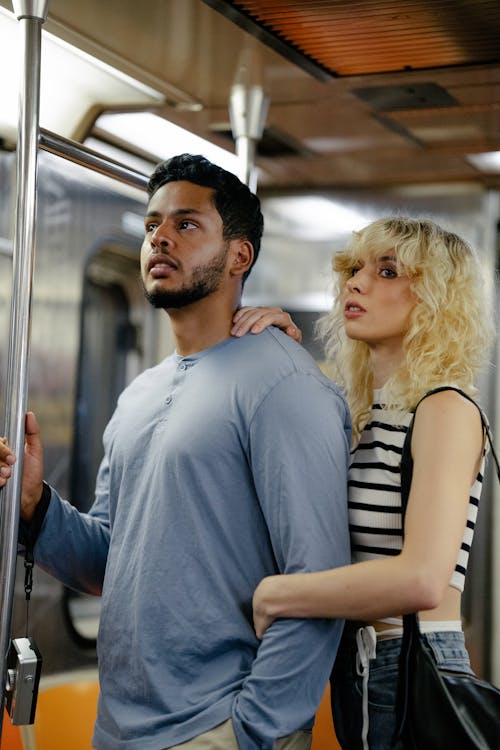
0,436,16,487
253,576,280,639
231,307,302,343
0,412,44,522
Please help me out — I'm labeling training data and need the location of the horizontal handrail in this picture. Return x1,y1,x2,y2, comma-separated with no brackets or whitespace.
38,129,149,190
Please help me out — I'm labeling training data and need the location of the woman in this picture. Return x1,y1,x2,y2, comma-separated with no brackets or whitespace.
231,217,494,750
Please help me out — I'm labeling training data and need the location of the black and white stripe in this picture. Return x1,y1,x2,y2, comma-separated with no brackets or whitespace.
348,401,484,592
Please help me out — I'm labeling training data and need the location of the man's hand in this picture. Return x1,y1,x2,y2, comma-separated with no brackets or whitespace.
0,412,44,522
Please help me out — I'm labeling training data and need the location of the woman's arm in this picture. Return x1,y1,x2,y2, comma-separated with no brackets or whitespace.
253,389,483,638
232,306,302,343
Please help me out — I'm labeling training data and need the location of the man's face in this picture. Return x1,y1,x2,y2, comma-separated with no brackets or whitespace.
140,180,230,309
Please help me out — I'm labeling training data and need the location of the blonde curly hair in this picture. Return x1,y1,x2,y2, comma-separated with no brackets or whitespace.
318,217,494,442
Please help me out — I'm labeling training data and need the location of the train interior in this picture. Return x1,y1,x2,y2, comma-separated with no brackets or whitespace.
0,1,499,747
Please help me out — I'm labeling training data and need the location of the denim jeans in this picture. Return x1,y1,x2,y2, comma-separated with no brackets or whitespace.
330,625,474,750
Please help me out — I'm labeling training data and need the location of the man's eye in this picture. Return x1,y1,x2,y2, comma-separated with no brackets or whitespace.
179,220,197,230
145,222,157,232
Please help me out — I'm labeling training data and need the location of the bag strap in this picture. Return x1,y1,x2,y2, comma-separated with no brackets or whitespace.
394,386,500,745
400,386,500,521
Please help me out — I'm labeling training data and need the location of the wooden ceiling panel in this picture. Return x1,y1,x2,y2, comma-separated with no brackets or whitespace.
208,1,500,76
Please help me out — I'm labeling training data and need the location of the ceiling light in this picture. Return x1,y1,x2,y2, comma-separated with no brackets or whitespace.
93,113,240,176
264,196,373,240
466,151,500,173
0,6,163,142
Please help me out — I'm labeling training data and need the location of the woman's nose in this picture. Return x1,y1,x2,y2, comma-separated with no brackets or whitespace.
346,274,362,293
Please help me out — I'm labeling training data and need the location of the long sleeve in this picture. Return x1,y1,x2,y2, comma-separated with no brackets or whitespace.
232,371,351,750
33,452,111,595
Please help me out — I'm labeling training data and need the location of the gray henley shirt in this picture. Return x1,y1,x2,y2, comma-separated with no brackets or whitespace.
34,327,351,750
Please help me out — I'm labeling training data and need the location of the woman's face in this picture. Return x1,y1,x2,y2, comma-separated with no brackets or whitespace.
342,254,416,355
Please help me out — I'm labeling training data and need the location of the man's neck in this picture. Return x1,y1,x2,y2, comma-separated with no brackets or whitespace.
166,294,240,356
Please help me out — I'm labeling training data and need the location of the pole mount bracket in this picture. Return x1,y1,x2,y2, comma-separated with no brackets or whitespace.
12,0,49,22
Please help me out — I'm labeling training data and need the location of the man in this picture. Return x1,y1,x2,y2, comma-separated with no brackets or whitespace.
1,154,351,750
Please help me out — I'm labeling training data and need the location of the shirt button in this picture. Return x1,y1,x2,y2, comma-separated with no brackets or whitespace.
165,395,172,405
179,363,187,371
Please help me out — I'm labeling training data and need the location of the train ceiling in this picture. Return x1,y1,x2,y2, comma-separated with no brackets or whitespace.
204,0,500,78
1,0,500,190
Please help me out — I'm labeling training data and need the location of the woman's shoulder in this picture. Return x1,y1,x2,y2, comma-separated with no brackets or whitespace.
414,387,482,422
412,387,484,455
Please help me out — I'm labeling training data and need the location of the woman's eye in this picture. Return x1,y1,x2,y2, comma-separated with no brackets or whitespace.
349,267,361,276
380,266,397,278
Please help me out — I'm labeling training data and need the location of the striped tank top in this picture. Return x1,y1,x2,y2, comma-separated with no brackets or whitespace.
348,395,485,592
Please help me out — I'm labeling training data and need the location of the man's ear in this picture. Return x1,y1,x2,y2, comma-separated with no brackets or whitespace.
229,240,254,278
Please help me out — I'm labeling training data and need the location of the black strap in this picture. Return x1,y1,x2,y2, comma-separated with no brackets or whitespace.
18,481,52,549
395,386,499,744
18,483,52,637
400,386,500,521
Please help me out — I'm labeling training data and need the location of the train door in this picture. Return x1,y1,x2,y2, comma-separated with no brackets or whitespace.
64,246,164,645
71,254,138,514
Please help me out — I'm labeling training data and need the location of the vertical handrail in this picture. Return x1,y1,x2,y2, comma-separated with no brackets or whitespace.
229,49,269,192
229,82,269,193
0,0,49,739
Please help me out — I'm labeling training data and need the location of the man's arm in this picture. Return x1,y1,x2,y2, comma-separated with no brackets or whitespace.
30,458,111,595
232,371,351,750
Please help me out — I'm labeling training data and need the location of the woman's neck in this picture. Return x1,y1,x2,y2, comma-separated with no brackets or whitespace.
370,346,404,389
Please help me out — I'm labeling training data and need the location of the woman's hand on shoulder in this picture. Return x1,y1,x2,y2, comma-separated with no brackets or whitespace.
231,307,302,343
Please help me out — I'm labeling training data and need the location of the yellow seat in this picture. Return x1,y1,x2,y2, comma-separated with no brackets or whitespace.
0,710,24,750
8,670,335,750
19,670,99,750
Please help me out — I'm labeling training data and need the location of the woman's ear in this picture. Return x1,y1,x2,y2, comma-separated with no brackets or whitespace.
229,240,254,278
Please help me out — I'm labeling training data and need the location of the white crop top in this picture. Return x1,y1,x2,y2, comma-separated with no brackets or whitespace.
348,396,486,592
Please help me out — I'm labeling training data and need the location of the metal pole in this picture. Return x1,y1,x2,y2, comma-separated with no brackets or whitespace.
229,82,269,192
229,48,269,191
0,0,49,739
234,135,257,193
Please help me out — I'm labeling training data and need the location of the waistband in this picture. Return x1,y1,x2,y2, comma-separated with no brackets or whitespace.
344,617,462,640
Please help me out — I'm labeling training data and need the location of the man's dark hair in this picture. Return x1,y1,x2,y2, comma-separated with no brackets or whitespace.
148,154,264,280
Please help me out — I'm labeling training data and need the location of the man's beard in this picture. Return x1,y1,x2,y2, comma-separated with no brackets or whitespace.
143,244,229,309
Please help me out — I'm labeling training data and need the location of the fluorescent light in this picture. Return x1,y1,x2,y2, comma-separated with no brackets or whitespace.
94,112,240,176
0,7,21,140
264,196,373,240
466,151,500,173
0,6,163,141
45,34,163,101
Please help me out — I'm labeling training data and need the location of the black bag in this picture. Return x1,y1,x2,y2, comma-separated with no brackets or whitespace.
393,387,500,750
